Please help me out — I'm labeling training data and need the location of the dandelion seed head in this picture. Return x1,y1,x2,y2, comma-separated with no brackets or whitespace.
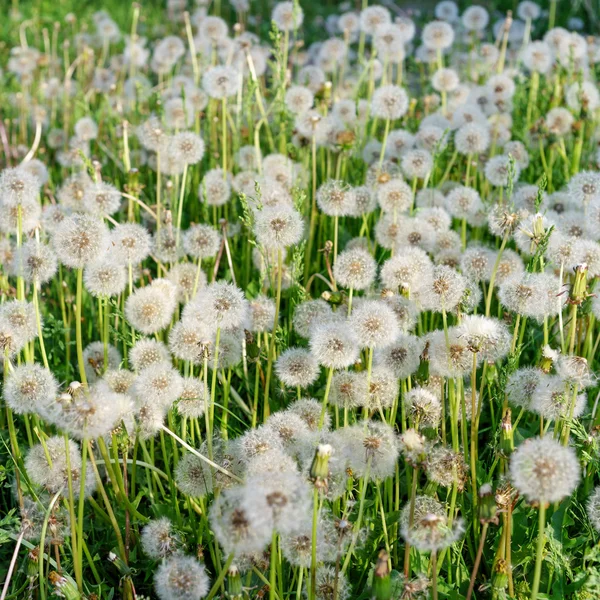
133,363,184,410
5,363,58,416
275,347,320,389
371,85,409,121
510,436,580,503
53,213,109,269
126,280,177,334
401,495,464,551
0,166,40,207
422,20,455,50
183,224,221,260
83,341,122,383
0,300,38,345
25,436,96,499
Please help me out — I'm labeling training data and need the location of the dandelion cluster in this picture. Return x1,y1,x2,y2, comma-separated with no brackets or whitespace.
2,2,600,600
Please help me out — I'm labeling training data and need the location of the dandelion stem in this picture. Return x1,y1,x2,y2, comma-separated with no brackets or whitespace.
531,503,547,600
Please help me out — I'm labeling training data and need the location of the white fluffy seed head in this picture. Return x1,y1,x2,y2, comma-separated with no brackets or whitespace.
83,341,122,383
293,299,333,338
0,166,40,207
174,453,213,498
53,213,109,269
189,281,249,332
349,299,400,349
110,223,151,265
253,206,304,250
275,348,320,389
125,280,177,334
183,224,221,259
371,85,409,120
4,363,58,416
202,65,240,99
333,246,377,291
11,239,57,285
130,338,170,372
141,517,181,560
82,181,121,217
510,436,580,504
210,484,274,556
316,180,356,217
310,322,360,369
133,363,184,410
84,260,127,297
401,494,464,552
0,300,38,345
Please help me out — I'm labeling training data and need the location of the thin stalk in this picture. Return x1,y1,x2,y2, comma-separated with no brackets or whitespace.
466,522,489,600
531,503,547,600
75,268,87,386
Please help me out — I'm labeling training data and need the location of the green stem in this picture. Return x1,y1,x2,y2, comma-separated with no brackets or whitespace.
75,268,87,386
531,503,547,600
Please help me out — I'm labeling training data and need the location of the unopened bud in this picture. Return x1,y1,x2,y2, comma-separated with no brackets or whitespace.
478,483,498,524
372,550,392,600
228,564,243,599
500,409,514,456
570,263,588,305
310,444,332,483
